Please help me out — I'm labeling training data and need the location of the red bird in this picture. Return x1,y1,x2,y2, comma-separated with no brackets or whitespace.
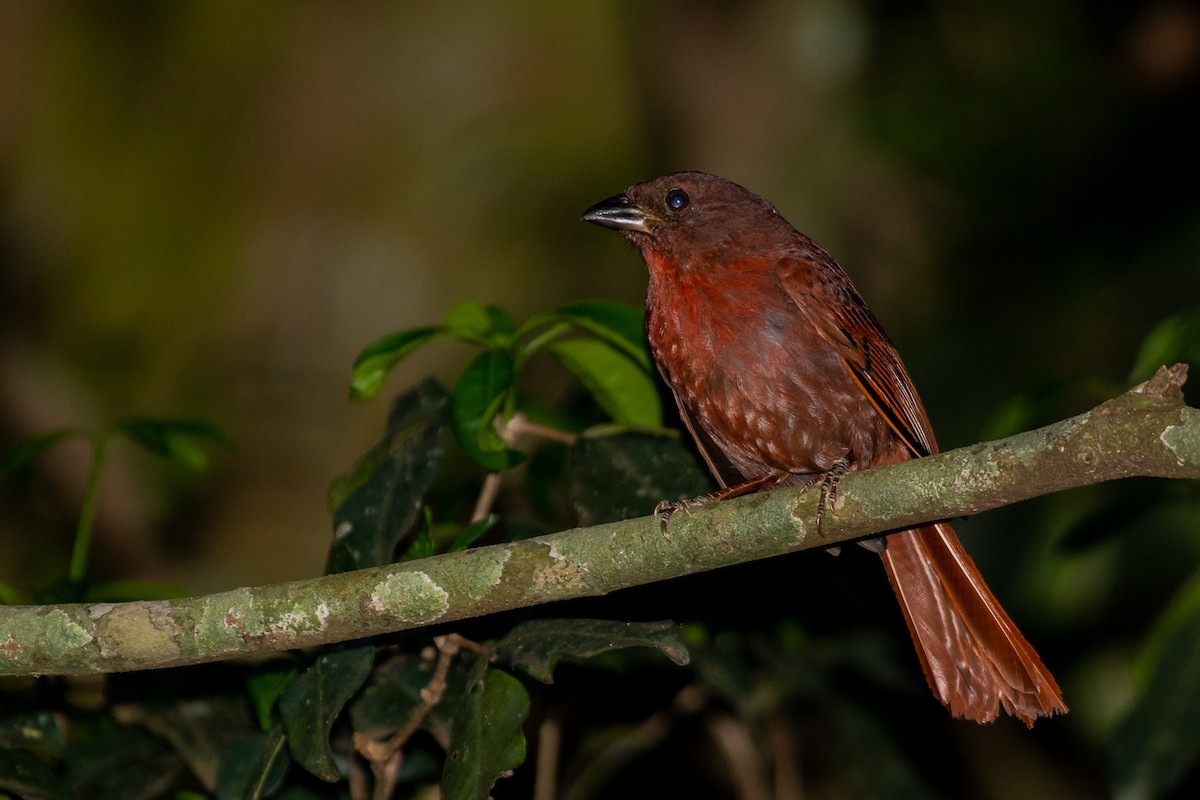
583,171,1066,725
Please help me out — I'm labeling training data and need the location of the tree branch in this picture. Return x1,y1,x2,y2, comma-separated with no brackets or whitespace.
2,365,1197,677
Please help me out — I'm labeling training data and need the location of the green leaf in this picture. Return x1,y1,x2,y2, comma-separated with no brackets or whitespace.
215,726,291,800
443,301,516,346
980,378,1117,441
350,325,446,400
2,428,79,477
279,644,375,782
402,506,436,561
116,418,230,471
248,662,301,731
1134,570,1200,689
441,668,529,800
551,299,650,369
1130,309,1200,384
1113,570,1200,800
495,619,690,684
0,580,23,604
569,430,712,526
450,350,525,471
83,579,187,602
327,379,448,573
485,305,517,337
548,338,662,428
449,513,499,552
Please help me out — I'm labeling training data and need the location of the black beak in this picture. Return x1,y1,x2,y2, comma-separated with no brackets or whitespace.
581,193,651,233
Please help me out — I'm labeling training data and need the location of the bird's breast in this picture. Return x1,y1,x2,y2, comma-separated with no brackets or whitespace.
646,269,889,478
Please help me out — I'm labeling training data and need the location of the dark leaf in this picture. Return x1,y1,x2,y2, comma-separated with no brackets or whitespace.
0,711,66,758
273,787,338,800
980,378,1116,441
450,350,525,472
1112,573,1200,800
1057,480,1170,553
279,645,375,782
0,749,72,800
350,647,493,747
215,726,291,800
116,418,231,471
327,379,448,574
123,694,257,791
524,440,573,525
1,429,78,477
496,619,690,684
350,325,446,400
548,338,662,428
67,725,185,800
830,702,941,800
441,668,529,800
570,430,712,526
347,653,435,740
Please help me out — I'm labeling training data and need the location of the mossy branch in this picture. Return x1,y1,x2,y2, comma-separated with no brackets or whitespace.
2,365,1197,678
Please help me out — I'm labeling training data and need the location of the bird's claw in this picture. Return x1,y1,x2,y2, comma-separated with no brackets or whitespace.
654,496,709,540
814,457,850,536
654,500,678,539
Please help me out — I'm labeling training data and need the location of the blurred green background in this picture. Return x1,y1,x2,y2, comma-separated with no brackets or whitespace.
1,1,1198,796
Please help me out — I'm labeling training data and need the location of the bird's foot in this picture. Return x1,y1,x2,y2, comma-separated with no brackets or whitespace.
814,457,851,536
653,496,713,540
654,471,792,540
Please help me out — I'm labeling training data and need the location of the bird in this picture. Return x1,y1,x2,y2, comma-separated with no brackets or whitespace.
582,171,1066,726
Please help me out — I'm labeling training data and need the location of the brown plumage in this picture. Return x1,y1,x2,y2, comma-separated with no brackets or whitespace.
583,171,1065,725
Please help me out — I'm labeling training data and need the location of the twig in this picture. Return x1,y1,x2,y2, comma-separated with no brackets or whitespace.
564,684,708,800
471,412,578,522
533,712,562,800
353,635,477,797
705,713,771,800
767,716,802,800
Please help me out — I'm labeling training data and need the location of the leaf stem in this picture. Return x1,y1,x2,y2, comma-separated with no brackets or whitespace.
472,472,503,524
69,433,113,585
506,412,577,446
516,321,571,369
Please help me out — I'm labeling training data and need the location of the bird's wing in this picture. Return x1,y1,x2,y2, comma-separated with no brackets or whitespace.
668,389,745,488
778,256,937,458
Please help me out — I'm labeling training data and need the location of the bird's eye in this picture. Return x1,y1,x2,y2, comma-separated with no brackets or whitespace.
666,188,689,211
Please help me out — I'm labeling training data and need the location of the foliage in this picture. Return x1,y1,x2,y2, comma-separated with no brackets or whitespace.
1,301,1199,798
0,301,694,798
0,418,229,602
349,299,660,473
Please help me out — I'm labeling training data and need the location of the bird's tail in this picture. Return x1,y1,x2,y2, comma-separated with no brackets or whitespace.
879,522,1067,726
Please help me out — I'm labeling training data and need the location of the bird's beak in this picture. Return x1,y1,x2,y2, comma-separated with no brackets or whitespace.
581,193,652,233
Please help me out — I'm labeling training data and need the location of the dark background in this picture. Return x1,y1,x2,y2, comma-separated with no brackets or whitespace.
1,2,1198,796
